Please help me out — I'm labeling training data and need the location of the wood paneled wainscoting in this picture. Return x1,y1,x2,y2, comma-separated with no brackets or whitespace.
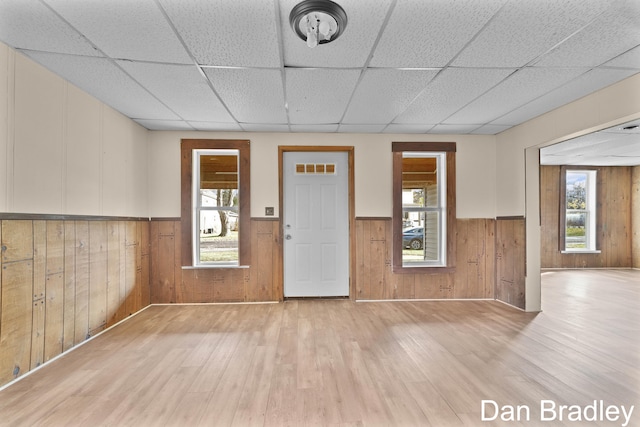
354,218,496,300
151,218,528,308
150,218,282,303
0,217,150,388
495,217,526,309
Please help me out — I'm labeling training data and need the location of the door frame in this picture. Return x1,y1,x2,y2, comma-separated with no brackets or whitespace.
278,146,355,300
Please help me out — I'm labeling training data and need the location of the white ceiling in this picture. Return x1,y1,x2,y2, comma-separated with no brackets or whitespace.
0,0,639,137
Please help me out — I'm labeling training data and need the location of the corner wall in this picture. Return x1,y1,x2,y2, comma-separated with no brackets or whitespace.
0,43,152,388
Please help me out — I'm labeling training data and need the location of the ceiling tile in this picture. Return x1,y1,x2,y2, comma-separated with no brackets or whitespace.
24,51,179,120
0,0,100,56
188,121,244,131
204,68,287,123
280,0,393,67
44,0,191,64
471,124,512,135
241,124,291,132
370,0,506,68
429,124,479,134
286,68,361,124
535,1,640,68
444,67,587,125
452,0,611,67
342,69,438,124
393,68,514,124
383,124,434,134
491,68,640,126
604,45,640,69
290,124,339,132
118,61,234,122
338,124,387,133
135,119,195,131
158,0,281,67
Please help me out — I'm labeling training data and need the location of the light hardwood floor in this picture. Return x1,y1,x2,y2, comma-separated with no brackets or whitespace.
0,269,638,426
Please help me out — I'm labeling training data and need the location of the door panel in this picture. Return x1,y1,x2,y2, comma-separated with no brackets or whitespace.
284,152,349,297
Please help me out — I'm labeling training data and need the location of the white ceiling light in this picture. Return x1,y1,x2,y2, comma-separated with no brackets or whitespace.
289,0,347,48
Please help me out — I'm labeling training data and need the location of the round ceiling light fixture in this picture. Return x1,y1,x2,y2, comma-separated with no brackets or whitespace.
289,0,347,48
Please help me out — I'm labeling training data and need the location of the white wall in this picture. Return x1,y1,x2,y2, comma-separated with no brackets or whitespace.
0,43,149,217
148,131,497,219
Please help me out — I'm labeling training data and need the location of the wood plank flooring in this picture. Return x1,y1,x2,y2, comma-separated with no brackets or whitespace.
0,269,638,426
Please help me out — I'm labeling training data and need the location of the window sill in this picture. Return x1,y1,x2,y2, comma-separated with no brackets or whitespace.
560,250,601,254
182,265,250,270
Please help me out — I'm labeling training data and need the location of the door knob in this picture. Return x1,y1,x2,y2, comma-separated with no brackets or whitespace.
285,234,292,240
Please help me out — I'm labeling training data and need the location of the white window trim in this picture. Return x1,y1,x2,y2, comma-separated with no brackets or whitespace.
192,149,240,267
402,152,447,267
563,169,597,253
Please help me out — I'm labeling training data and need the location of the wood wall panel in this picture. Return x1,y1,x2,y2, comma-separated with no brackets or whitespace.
454,219,495,299
354,218,496,301
88,221,108,336
495,218,526,310
1,220,33,263
248,220,281,302
540,165,633,268
106,222,121,327
633,166,640,268
149,218,508,305
117,222,127,321
150,220,178,304
44,221,65,361
0,218,150,388
74,221,90,344
0,260,33,384
63,222,76,351
141,221,151,307
31,220,46,368
44,271,64,362
151,219,281,304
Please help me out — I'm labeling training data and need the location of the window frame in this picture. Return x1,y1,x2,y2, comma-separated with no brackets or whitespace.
559,166,600,253
181,139,250,267
392,142,456,273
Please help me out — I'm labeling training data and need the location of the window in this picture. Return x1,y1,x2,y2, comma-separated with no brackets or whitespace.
392,142,456,272
560,167,598,252
193,150,239,265
181,140,250,267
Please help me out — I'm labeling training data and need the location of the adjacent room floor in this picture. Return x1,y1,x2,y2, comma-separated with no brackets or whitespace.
0,269,638,426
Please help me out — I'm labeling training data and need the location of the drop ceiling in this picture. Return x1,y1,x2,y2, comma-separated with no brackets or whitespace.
0,0,639,137
541,118,640,166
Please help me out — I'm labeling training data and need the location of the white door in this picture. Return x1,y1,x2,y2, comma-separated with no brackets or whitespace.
283,151,349,297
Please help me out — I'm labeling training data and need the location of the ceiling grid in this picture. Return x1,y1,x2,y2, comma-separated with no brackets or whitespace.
0,0,637,146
